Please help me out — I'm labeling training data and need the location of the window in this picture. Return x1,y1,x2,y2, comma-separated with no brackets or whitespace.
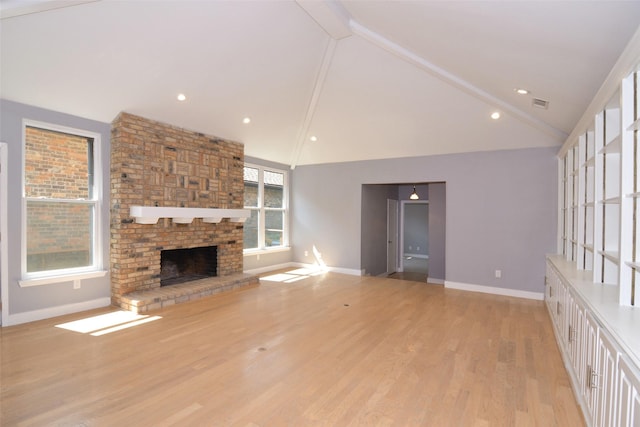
22,122,102,278
243,164,288,251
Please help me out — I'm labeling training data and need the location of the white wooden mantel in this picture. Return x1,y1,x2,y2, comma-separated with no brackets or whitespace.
130,206,250,224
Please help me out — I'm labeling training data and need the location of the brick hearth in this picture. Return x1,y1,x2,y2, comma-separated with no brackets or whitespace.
110,112,258,311
120,273,258,313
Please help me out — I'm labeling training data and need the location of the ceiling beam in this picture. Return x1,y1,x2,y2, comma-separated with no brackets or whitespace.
349,20,568,143
295,0,352,40
289,38,338,170
0,0,99,19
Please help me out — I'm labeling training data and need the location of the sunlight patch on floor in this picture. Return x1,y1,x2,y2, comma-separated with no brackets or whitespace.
260,267,326,283
56,310,162,336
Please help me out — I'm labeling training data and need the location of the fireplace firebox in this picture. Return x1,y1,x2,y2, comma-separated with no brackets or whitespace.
160,246,217,286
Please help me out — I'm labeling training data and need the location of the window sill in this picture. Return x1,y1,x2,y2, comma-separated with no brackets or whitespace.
243,247,291,257
19,270,108,288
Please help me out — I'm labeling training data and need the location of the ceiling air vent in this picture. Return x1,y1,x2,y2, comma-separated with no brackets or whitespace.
532,98,549,109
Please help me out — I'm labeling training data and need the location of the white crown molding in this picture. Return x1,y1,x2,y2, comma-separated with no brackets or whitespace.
349,20,568,143
0,0,99,19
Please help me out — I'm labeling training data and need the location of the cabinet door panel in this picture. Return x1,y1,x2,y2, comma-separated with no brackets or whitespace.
568,291,586,389
597,330,619,427
618,355,640,427
584,311,600,423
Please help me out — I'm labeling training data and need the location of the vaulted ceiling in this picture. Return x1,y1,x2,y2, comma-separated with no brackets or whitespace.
2,0,640,167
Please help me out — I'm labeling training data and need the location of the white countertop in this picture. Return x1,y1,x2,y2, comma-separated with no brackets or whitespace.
547,254,640,369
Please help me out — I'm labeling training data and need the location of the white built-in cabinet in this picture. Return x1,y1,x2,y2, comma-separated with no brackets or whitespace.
546,258,640,426
554,52,640,427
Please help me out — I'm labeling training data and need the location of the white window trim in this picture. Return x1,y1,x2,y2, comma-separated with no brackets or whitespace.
21,119,104,283
243,163,289,252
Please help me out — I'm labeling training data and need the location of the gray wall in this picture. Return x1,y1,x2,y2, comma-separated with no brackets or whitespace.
0,100,111,316
291,147,557,293
428,183,446,282
360,184,398,276
242,156,293,272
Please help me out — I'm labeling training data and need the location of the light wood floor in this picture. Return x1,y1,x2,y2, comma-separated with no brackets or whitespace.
1,270,584,426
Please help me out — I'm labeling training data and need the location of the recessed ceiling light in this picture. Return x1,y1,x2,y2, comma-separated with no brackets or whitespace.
177,93,186,101
243,117,251,124
491,112,501,120
309,136,318,142
515,88,529,95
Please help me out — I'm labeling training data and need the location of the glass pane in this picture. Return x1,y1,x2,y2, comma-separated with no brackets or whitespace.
244,167,259,208
264,170,284,208
243,209,259,250
25,126,93,199
27,201,93,272
265,210,283,247
244,182,259,208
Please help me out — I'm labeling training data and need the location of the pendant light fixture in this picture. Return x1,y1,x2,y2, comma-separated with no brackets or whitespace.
410,185,419,200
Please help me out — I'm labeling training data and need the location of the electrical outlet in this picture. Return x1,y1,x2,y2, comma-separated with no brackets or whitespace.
304,250,308,257
495,270,502,279
417,246,420,251
73,279,81,289
409,245,412,250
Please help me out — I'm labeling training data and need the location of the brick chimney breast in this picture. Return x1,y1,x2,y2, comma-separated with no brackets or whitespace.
110,112,246,307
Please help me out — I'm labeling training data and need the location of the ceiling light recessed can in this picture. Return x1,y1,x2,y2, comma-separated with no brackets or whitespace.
177,93,186,101
491,112,501,120
309,136,318,142
515,88,529,95
243,117,251,124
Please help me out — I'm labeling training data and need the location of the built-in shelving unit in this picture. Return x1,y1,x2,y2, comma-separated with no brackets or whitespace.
620,69,640,307
559,76,637,303
578,124,596,271
551,41,640,427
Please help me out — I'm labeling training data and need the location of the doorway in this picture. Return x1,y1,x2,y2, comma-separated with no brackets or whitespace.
360,182,444,282
400,200,429,279
386,199,398,275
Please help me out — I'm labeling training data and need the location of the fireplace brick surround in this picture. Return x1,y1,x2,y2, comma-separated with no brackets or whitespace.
110,112,258,312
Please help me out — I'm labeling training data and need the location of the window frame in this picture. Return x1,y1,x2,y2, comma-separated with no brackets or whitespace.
20,120,104,282
243,163,289,253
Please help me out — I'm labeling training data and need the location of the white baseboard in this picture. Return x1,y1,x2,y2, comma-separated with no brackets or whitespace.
245,262,363,277
244,262,299,276
294,262,363,276
444,281,544,301
428,278,445,285
3,297,112,327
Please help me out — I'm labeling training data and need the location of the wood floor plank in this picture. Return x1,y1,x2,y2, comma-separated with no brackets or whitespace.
0,271,585,426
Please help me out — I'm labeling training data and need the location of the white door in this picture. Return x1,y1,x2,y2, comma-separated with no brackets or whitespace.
386,199,398,275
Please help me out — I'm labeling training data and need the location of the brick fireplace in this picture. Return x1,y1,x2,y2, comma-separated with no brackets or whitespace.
110,112,257,312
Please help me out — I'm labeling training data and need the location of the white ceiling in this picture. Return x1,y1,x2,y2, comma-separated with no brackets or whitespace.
2,0,640,167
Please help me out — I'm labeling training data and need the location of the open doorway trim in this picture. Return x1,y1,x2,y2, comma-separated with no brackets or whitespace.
399,199,429,273
386,199,399,275
1,143,8,326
